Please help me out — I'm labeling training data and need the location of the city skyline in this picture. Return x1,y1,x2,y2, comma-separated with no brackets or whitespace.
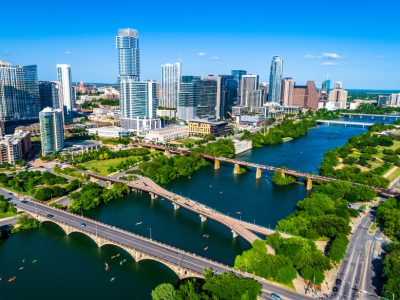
1,0,399,89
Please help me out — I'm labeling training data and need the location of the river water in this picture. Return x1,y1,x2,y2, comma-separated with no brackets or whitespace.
0,125,366,300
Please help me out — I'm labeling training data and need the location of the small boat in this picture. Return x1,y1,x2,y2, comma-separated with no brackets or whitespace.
110,277,116,282
236,211,241,215
203,246,208,251
219,191,223,194
8,276,16,283
203,234,209,238
105,263,109,271
22,259,25,263
32,259,38,264
111,254,121,259
19,266,24,271
119,259,127,265
135,222,143,226
209,185,213,188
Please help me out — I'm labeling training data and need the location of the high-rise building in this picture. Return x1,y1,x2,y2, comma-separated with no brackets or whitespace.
231,70,247,106
0,130,31,165
120,80,159,132
160,62,181,109
327,83,348,110
247,90,263,111
39,81,62,110
321,79,331,93
281,77,295,106
292,81,320,110
39,107,64,156
178,76,202,122
388,93,400,106
268,56,284,103
116,28,140,82
240,75,259,107
197,76,218,118
56,64,75,118
217,75,238,119
0,61,41,122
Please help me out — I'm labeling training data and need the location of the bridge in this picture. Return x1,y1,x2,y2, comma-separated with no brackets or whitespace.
137,142,400,197
88,173,288,245
340,112,400,119
12,197,309,300
316,119,374,127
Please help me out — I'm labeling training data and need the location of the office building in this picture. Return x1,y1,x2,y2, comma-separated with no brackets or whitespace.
87,126,131,138
231,70,247,106
39,107,64,156
116,28,140,82
218,75,238,119
326,83,348,110
0,61,41,122
188,119,229,136
281,77,295,106
240,75,259,107
268,56,284,103
56,64,75,117
39,81,61,110
145,126,189,143
292,81,319,110
322,79,331,93
0,130,31,165
120,80,159,132
388,93,400,106
178,76,201,122
160,62,181,109
197,76,218,118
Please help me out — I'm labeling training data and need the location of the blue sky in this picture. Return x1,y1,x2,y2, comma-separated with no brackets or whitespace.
1,0,399,89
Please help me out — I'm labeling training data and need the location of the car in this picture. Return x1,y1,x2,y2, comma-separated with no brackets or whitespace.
336,279,342,285
80,222,87,227
270,293,281,300
21,200,27,204
333,286,339,293
46,214,54,218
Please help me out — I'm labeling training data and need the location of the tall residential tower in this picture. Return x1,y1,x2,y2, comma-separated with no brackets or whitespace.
39,107,64,156
56,64,75,118
116,28,140,82
268,56,283,103
160,62,181,109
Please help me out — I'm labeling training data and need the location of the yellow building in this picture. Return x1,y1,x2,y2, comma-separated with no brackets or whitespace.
188,119,229,136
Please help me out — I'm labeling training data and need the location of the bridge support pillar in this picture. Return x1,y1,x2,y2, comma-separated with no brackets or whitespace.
150,193,157,200
256,168,262,179
233,164,240,175
199,215,207,223
214,160,220,170
231,230,238,239
173,203,180,210
306,178,313,191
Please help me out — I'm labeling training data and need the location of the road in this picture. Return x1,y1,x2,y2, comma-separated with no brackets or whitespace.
333,203,386,300
9,194,310,300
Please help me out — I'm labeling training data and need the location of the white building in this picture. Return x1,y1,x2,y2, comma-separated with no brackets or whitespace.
56,64,75,118
160,62,181,109
327,85,348,110
87,126,131,138
39,107,64,156
145,126,189,143
0,130,31,165
281,77,294,106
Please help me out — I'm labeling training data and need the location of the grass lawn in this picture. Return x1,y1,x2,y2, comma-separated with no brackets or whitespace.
171,137,201,144
79,157,131,175
386,166,400,183
0,211,16,219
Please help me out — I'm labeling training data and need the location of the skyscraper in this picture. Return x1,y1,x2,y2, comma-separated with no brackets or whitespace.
56,64,75,118
160,62,181,109
120,80,159,132
39,81,62,110
231,70,247,106
240,75,259,107
197,76,218,118
39,107,64,156
268,56,284,103
217,75,237,119
116,28,140,82
178,76,201,122
281,77,295,106
321,79,331,93
0,61,41,122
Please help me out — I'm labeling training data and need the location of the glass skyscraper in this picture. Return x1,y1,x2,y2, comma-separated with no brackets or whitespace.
56,64,75,118
218,75,237,119
0,61,41,122
160,62,181,109
39,107,64,156
178,76,201,122
197,76,218,118
116,28,140,82
268,56,284,103
231,70,247,106
39,81,61,110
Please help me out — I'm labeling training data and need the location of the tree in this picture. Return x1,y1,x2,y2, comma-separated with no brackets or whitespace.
151,283,176,300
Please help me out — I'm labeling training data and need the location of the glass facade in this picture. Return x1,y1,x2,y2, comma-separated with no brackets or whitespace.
39,81,61,110
268,56,284,103
120,80,157,119
178,76,201,121
116,29,140,82
39,108,64,156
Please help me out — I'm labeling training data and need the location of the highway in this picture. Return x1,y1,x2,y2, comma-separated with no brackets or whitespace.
333,203,386,300
10,195,310,300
